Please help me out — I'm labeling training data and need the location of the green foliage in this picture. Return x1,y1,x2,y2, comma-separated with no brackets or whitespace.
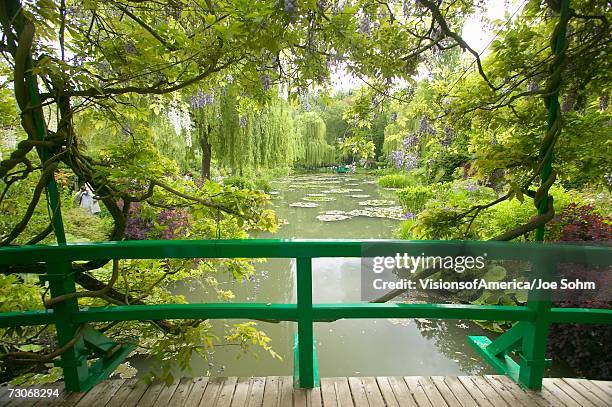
339,135,375,164
295,112,335,168
378,173,416,188
403,181,578,241
397,186,434,213
223,176,270,193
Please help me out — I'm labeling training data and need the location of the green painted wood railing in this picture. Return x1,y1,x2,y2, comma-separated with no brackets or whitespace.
0,239,611,392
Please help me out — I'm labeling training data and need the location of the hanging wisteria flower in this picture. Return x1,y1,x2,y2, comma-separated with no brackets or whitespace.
239,116,248,128
259,74,272,92
190,89,214,109
418,117,436,135
359,15,371,36
98,60,112,76
404,153,418,170
390,112,398,121
283,0,298,18
124,41,137,55
528,81,539,93
389,150,404,170
442,127,454,147
403,134,418,149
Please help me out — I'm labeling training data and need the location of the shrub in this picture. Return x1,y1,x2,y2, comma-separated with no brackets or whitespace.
397,186,434,213
378,173,414,188
223,176,270,193
426,152,470,183
546,203,612,379
223,176,256,190
63,206,113,242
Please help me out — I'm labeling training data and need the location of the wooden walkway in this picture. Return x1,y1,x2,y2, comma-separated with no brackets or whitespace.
1,375,611,406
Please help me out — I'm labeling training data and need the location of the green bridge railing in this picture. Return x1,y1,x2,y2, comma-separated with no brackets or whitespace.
0,239,611,392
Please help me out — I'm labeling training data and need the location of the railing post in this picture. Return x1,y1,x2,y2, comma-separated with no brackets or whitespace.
518,257,552,390
294,257,318,388
46,261,88,392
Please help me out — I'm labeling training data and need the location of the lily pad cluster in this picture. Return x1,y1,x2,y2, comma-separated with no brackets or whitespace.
315,206,404,222
289,201,319,208
358,199,395,206
302,196,336,202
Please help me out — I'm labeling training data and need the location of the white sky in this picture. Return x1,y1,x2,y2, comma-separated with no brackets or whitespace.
331,0,522,92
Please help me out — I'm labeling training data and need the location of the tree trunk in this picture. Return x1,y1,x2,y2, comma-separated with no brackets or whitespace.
199,124,212,180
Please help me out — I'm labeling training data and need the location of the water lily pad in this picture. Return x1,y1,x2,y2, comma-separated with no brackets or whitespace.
323,188,352,193
269,191,280,195
305,193,327,197
350,194,370,198
303,196,336,202
316,213,352,222
348,206,404,220
358,199,395,206
289,202,319,208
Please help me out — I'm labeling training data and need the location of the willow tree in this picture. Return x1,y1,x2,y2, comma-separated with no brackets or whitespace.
294,111,334,168
188,86,298,177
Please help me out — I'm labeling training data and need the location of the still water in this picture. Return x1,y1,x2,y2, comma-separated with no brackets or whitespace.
140,173,571,378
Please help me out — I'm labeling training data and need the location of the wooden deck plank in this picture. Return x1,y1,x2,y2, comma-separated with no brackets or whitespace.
277,376,293,407
482,375,528,407
430,376,462,407
376,377,399,407
404,376,433,407
246,377,265,407
200,377,224,406
418,377,449,407
320,378,338,407
546,378,597,407
294,386,322,407
8,375,612,407
347,377,368,407
591,380,612,398
262,376,280,407
74,380,120,407
543,378,581,407
216,377,238,407
137,380,166,406
183,377,209,407
491,376,548,407
362,377,385,407
468,376,509,407
151,379,179,407
230,377,251,407
454,377,494,407
335,378,354,407
166,378,196,407
32,382,71,407
563,378,612,407
387,376,417,407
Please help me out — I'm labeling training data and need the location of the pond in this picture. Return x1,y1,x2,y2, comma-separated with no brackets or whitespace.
135,173,573,379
